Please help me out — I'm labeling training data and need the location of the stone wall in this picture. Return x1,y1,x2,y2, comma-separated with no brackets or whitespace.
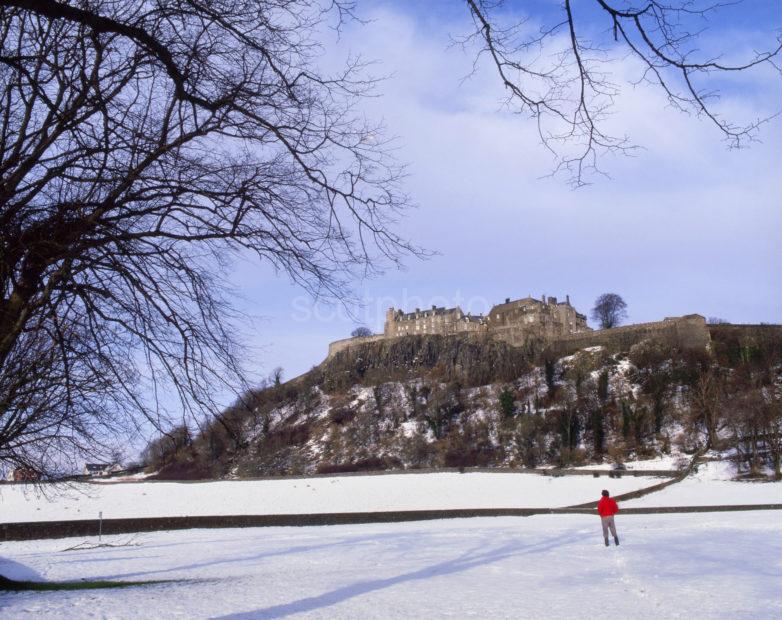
544,315,711,357
327,334,387,358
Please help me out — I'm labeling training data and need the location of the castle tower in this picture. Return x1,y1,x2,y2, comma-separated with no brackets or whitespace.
384,307,396,336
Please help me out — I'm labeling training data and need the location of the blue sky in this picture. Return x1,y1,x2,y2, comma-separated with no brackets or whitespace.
226,0,782,384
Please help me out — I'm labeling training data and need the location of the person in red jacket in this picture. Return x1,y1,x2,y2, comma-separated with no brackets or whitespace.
597,489,620,546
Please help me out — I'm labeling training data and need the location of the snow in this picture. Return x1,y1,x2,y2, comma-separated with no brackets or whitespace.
0,472,663,523
2,511,781,619
623,461,782,507
566,454,685,471
399,420,418,438
89,472,154,484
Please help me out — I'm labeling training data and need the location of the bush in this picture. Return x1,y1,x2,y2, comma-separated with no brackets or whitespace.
264,423,311,449
328,407,356,425
443,445,496,468
151,460,213,480
316,457,398,474
606,442,626,465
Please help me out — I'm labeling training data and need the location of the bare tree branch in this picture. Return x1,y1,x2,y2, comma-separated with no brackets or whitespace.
462,0,782,186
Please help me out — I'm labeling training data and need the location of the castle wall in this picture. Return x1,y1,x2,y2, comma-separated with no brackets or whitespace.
328,334,387,358
327,291,715,362
544,315,710,357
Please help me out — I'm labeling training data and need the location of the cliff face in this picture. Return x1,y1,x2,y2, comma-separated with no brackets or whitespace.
316,334,539,392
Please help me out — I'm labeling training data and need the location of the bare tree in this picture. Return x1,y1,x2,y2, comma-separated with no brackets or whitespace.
351,326,372,337
0,1,419,474
591,293,628,329
760,388,782,480
461,0,782,186
690,367,726,449
271,367,284,388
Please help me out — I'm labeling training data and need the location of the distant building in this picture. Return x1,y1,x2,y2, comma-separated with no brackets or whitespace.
7,468,40,482
83,463,121,477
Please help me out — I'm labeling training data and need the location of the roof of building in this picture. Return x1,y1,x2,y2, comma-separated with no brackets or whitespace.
395,305,462,320
489,295,576,314
84,463,111,471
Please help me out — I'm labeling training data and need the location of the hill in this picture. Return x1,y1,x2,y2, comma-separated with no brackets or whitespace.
145,325,782,479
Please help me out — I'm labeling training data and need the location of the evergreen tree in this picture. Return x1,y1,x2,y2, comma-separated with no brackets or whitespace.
544,359,557,397
621,400,633,440
597,370,610,403
591,409,605,456
499,388,517,418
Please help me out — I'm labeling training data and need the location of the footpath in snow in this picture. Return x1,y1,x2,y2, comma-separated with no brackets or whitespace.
1,472,662,523
1,512,781,619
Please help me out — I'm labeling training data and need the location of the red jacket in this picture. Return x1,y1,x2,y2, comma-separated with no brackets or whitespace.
597,497,619,517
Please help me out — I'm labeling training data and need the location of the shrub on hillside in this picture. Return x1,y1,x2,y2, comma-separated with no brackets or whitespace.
264,423,311,449
498,387,516,418
328,407,356,425
151,460,214,480
316,457,400,474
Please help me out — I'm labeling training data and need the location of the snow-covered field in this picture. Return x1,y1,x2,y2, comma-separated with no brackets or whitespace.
565,454,685,471
2,511,781,619
623,461,782,507
1,472,663,523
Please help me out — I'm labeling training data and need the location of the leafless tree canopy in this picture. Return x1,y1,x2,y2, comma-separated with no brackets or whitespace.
0,0,418,474
591,293,628,329
462,0,782,186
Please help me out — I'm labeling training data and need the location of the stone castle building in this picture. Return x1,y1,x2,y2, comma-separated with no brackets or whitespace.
383,295,590,346
327,293,593,358
326,291,714,359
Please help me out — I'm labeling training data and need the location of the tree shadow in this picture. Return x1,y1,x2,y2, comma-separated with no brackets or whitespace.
216,531,584,619
94,530,425,581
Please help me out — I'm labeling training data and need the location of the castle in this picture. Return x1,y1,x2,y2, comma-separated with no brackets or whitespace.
383,295,589,345
326,292,714,359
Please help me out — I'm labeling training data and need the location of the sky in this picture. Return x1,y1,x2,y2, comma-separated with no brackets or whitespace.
226,0,782,384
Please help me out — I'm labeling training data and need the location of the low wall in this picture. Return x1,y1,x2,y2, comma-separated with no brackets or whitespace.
4,504,782,541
